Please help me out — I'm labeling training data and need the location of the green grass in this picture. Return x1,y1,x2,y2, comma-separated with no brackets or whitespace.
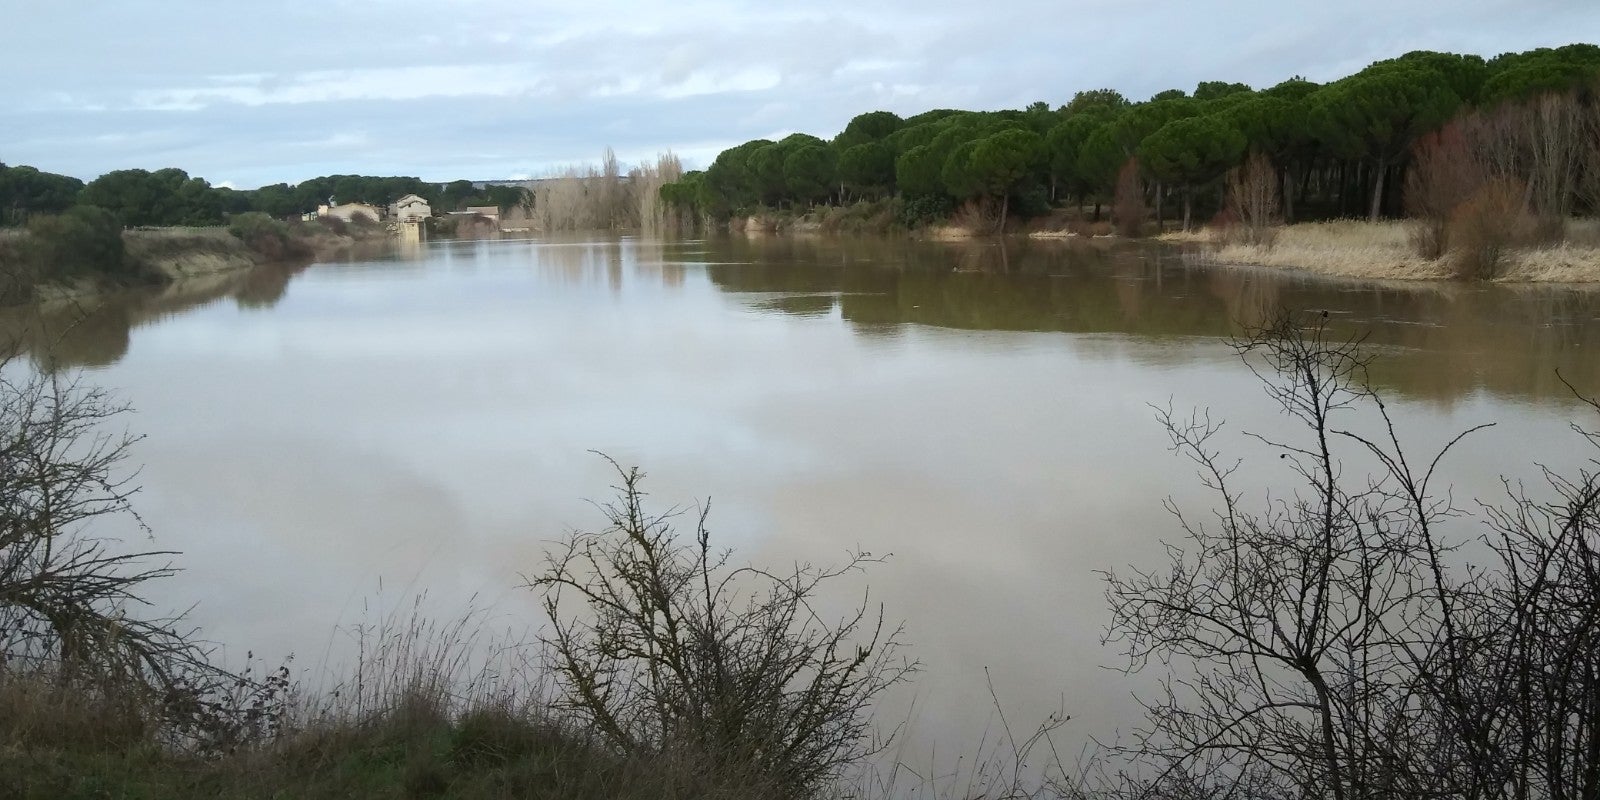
0,677,767,800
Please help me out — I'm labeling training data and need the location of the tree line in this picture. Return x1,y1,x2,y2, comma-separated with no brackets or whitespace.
0,164,528,228
662,44,1600,232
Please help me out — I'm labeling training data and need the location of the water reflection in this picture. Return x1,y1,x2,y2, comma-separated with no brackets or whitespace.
9,234,1598,405
0,262,304,368
701,236,1600,406
21,233,1594,784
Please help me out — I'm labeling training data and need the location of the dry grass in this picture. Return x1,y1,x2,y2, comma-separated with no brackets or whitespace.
1198,219,1600,283
1157,228,1216,243
0,595,776,800
1500,244,1600,282
921,224,980,240
1206,221,1452,280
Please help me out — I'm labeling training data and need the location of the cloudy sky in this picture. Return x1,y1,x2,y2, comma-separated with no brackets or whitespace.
3,0,1595,188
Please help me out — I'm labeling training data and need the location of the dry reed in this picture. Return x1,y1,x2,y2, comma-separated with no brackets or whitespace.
1206,221,1454,280
1199,219,1600,283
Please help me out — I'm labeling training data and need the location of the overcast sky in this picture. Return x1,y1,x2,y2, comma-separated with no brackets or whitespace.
2,0,1595,188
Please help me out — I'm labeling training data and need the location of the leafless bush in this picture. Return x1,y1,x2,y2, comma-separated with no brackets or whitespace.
952,197,1000,234
1104,311,1496,800
0,352,290,754
1112,158,1147,237
1405,123,1484,259
1225,151,1280,247
1099,309,1600,800
0,366,187,680
526,458,916,799
1448,178,1535,279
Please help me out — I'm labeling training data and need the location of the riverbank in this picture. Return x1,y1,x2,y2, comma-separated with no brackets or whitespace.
721,199,1134,242
1165,220,1600,283
717,207,1600,284
1,218,392,304
1,668,736,800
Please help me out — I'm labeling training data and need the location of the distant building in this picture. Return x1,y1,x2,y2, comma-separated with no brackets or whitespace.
318,202,382,224
390,194,432,223
464,205,500,225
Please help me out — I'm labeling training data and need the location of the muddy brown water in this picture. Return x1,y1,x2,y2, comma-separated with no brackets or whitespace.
11,233,1600,780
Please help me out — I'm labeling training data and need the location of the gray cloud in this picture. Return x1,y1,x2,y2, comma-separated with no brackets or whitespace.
2,0,1594,187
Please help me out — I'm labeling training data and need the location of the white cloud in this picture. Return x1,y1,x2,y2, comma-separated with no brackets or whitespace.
658,67,783,100
131,65,551,110
1,0,1594,186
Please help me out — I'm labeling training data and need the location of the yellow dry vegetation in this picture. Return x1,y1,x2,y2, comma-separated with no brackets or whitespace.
1198,220,1600,283
922,225,979,240
1501,244,1600,282
1155,229,1216,244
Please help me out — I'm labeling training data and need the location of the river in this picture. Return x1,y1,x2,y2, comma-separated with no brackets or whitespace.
12,233,1600,784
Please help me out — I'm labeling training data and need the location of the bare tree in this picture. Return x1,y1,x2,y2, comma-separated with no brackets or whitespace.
0,362,190,682
1477,382,1600,799
526,458,916,799
1113,159,1147,237
1459,91,1590,234
1578,89,1600,216
1226,151,1281,247
1521,92,1586,223
1094,307,1600,800
1104,312,1496,800
0,340,292,754
533,149,689,234
1404,123,1484,259
631,152,685,234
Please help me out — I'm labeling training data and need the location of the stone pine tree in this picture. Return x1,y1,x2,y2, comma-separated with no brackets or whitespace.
1044,115,1102,203
782,145,838,206
967,129,1044,233
838,142,895,200
1309,65,1461,221
1139,115,1247,231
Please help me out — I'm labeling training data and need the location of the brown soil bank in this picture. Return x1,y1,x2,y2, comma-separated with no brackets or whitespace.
125,228,264,278
127,223,391,280
1170,220,1600,283
2,222,391,304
